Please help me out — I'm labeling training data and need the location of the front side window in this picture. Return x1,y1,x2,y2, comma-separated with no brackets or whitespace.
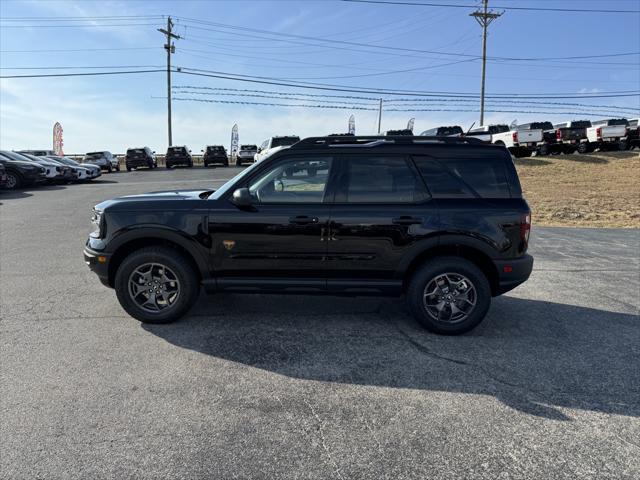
343,156,427,203
249,157,332,204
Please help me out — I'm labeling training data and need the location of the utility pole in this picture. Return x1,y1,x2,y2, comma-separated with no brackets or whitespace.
470,0,502,126
377,98,383,134
158,16,181,147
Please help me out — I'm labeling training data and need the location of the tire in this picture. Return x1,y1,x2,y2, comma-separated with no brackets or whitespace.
115,164,120,172
126,165,132,172
235,159,242,167
577,142,589,154
538,144,550,156
166,164,172,169
188,161,193,168
618,140,629,151
5,171,22,190
114,246,199,324
107,165,112,173
406,256,491,335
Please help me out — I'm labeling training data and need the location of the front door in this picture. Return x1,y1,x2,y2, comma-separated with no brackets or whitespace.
210,156,334,293
325,154,439,294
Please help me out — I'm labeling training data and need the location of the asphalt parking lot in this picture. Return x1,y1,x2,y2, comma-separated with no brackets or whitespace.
1,167,639,479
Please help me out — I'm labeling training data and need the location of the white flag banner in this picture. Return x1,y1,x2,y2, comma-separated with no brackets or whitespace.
407,118,415,132
53,122,64,156
230,124,239,159
348,114,355,135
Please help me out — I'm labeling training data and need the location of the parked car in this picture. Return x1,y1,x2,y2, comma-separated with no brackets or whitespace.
17,149,55,157
0,151,47,189
84,134,533,335
8,151,70,183
83,151,120,172
585,119,629,151
202,145,228,167
236,145,258,166
464,124,510,143
165,146,193,169
46,155,98,181
0,163,7,190
419,126,464,137
553,120,592,154
625,118,639,149
254,136,300,162
517,121,558,156
125,147,156,171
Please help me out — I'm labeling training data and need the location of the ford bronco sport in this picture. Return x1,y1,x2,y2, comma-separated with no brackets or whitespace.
84,135,533,335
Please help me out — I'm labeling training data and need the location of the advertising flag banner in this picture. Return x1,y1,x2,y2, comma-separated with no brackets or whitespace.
348,115,355,135
53,122,64,156
230,124,239,160
407,118,415,133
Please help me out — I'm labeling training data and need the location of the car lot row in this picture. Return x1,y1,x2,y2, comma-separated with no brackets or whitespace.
0,150,102,190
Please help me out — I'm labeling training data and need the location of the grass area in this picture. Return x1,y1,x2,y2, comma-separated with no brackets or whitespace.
515,150,640,228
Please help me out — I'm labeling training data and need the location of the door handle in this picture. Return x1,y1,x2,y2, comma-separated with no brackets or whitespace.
392,216,423,225
289,215,318,225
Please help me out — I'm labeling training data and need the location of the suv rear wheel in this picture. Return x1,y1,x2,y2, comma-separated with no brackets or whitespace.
114,246,199,323
407,257,491,335
5,171,21,189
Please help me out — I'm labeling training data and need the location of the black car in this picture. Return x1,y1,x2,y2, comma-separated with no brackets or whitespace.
84,135,533,335
0,163,7,189
165,146,193,169
0,151,47,189
125,147,156,171
203,145,228,167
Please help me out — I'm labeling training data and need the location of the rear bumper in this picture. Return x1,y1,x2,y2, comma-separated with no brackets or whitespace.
166,157,191,166
494,254,534,295
126,158,152,167
84,245,112,288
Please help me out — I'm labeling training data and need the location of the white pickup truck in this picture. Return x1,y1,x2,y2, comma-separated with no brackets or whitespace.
466,124,543,157
254,136,301,162
585,119,629,151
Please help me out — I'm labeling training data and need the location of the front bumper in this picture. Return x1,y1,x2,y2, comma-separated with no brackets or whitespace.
494,254,534,295
84,245,112,288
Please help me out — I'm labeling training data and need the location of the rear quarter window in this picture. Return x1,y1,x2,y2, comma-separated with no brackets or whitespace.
414,155,512,199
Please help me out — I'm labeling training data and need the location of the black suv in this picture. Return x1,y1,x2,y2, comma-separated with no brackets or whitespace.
203,145,228,167
165,146,193,169
84,136,533,335
125,147,156,171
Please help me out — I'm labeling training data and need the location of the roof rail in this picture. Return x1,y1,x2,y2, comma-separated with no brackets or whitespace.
292,135,485,149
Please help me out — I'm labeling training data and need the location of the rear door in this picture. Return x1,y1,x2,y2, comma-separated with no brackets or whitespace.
325,154,439,294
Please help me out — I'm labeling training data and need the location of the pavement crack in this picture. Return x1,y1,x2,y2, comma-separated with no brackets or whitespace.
302,397,345,480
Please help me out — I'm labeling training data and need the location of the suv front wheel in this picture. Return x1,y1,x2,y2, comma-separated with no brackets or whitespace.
114,246,199,323
407,257,491,335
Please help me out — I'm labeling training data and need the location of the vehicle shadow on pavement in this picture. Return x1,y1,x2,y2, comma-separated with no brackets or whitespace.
143,294,639,421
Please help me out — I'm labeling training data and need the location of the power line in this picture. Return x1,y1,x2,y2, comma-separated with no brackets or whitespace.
0,69,165,79
0,65,164,70
0,47,158,53
342,0,640,14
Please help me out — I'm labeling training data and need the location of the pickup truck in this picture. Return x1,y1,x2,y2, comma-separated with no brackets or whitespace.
585,118,629,151
625,118,639,149
553,120,592,154
464,124,510,143
483,126,542,158
517,121,558,155
419,125,464,137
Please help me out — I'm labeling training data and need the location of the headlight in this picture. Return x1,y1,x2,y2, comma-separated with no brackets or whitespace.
90,209,104,238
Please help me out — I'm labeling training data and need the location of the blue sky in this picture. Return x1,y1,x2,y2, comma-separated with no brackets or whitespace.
1,0,639,153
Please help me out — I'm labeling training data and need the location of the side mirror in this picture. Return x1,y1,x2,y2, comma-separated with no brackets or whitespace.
232,188,252,207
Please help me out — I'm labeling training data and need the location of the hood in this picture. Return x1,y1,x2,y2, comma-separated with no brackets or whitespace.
96,189,213,210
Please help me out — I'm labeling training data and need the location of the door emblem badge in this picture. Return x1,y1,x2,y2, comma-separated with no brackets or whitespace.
222,240,236,251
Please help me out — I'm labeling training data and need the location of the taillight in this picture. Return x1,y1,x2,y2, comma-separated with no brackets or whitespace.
520,213,531,245
596,127,602,138
556,129,562,140
512,132,519,143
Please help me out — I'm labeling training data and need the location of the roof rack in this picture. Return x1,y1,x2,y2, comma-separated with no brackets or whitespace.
292,135,485,149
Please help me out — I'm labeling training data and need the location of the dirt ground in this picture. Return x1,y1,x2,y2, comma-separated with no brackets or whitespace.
514,150,640,228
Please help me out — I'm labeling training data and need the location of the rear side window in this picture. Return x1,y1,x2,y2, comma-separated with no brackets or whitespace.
414,156,511,199
342,156,428,203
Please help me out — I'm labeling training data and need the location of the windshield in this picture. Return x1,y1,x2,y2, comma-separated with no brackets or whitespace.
240,145,257,150
271,137,300,148
210,161,262,200
607,119,629,126
438,126,463,136
527,122,554,130
0,150,31,162
572,121,592,128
